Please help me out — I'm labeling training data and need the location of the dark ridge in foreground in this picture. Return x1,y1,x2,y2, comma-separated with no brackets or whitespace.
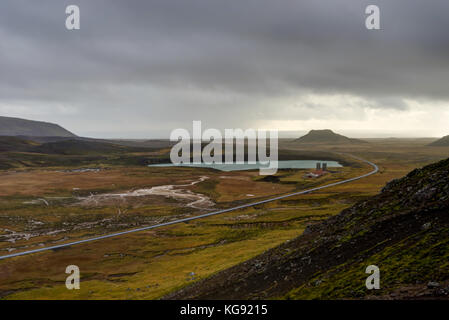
165,158,449,300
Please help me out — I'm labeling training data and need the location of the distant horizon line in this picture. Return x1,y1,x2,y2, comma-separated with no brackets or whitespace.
77,134,442,141
1,115,446,140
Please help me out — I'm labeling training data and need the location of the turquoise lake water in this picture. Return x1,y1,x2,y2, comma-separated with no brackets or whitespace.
148,160,342,172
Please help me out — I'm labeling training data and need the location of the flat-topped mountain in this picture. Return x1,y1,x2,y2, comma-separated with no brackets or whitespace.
295,129,367,144
428,135,449,147
0,116,76,137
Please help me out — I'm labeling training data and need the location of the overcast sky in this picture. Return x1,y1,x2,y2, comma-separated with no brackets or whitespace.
0,0,448,138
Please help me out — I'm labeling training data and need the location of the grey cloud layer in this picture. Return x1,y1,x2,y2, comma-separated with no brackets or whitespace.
0,0,448,136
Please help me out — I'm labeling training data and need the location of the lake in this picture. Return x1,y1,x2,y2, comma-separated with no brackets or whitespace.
148,160,342,172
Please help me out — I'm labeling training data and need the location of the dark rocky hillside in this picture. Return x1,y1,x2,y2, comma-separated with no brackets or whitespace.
167,158,449,300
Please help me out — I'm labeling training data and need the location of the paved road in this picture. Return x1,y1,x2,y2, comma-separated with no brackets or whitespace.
0,156,378,260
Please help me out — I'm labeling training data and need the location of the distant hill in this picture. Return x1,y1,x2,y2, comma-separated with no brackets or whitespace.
0,137,160,169
0,136,154,155
167,157,449,300
428,135,449,147
0,116,76,137
0,136,40,152
295,129,367,144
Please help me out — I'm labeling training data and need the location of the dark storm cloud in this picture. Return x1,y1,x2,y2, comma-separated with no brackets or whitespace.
0,0,448,137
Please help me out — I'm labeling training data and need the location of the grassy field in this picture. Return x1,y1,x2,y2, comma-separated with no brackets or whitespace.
0,139,448,299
